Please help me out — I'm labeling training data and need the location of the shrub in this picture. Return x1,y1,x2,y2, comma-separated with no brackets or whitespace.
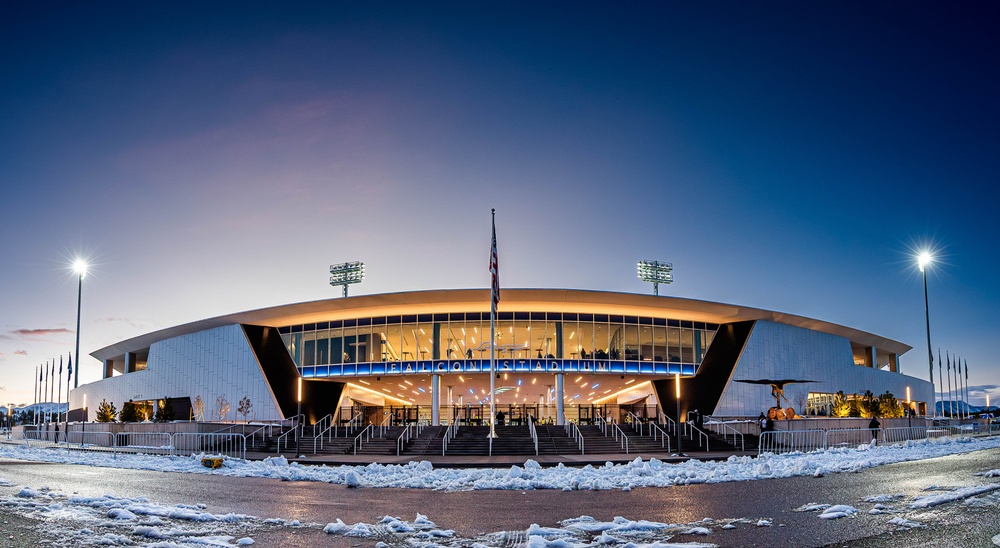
96,399,117,423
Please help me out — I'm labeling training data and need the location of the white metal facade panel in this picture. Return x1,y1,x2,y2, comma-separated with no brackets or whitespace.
712,321,933,416
69,325,283,421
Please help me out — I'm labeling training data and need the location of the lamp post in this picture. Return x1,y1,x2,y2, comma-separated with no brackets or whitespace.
295,377,303,457
675,372,684,457
72,260,87,389
918,252,934,415
637,260,673,296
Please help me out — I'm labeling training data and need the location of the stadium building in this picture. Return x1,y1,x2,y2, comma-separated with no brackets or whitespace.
67,289,932,427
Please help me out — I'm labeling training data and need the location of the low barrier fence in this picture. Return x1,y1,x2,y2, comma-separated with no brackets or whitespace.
21,430,247,460
758,425,979,455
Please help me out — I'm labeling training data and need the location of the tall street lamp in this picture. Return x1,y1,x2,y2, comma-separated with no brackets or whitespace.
918,252,934,416
295,377,303,457
675,372,684,457
73,260,87,389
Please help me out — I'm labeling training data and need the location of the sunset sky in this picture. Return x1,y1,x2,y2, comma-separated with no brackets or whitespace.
2,2,997,407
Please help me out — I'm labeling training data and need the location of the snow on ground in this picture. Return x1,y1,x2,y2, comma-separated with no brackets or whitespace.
1,436,1000,546
2,434,1000,492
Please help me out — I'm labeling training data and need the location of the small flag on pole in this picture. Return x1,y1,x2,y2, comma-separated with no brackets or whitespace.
59,355,63,375
68,353,73,382
490,209,500,315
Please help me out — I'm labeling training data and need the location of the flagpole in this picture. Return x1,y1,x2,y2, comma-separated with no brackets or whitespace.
956,357,962,419
965,360,969,420
937,349,943,418
67,353,73,425
34,365,38,425
57,356,63,426
947,353,953,418
488,208,499,443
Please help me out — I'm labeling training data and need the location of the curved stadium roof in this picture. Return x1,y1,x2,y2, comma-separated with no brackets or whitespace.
92,289,911,361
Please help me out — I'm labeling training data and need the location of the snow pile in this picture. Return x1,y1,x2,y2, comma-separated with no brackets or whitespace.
3,434,1000,492
4,487,263,546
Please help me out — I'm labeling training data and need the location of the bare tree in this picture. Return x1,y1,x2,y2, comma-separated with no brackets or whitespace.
192,395,205,421
237,396,253,423
216,395,231,422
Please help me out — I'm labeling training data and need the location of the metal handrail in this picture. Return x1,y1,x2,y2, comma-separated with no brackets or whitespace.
649,422,672,452
441,421,458,455
396,423,423,456
606,419,630,454
352,423,374,455
594,412,608,435
565,420,585,454
625,411,646,436
658,409,678,435
527,416,539,455
702,418,744,451
314,414,333,436
684,422,710,450
274,415,304,454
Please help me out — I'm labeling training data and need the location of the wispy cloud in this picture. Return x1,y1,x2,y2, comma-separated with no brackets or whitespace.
11,328,73,337
967,384,998,394
14,349,28,355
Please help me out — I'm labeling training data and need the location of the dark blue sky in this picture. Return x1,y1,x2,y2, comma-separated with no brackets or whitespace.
2,2,997,406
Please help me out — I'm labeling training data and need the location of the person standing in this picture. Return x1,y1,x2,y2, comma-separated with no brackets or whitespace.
869,416,881,444
757,412,767,434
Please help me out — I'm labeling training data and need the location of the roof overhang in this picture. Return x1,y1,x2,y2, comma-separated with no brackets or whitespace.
91,288,911,361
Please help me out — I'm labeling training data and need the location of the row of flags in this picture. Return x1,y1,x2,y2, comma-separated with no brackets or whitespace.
936,348,972,418
32,353,73,423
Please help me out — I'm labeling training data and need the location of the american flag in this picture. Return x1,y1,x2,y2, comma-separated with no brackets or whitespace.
490,210,499,315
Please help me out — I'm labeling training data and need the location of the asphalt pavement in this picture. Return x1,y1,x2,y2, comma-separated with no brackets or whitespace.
1,448,999,547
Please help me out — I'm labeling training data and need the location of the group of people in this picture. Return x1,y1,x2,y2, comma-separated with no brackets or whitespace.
757,411,882,444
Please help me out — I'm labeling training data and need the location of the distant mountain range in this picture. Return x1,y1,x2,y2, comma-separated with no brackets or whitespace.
0,402,68,415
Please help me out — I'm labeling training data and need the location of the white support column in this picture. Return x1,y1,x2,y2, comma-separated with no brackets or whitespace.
431,374,440,426
556,373,565,425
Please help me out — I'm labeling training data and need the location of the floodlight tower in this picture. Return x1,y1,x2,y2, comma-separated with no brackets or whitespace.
637,260,673,296
329,261,365,297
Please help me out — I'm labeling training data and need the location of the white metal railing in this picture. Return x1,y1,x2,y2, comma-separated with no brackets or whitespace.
352,424,374,455
880,426,929,446
702,420,744,451
65,431,115,448
682,422,710,450
604,418,630,454
649,422,672,452
114,432,173,455
395,423,420,456
625,411,645,436
442,421,457,455
274,416,304,454
527,416,539,456
759,429,826,455
825,427,882,449
313,414,333,437
173,432,245,459
565,421,585,454
378,413,392,438
658,409,678,435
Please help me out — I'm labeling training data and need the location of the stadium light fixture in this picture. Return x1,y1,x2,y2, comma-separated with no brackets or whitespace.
637,260,673,296
917,251,934,413
329,261,365,297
